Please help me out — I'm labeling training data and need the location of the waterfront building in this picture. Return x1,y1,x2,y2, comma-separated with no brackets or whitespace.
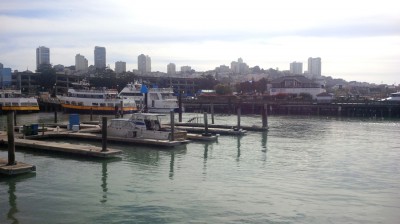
308,57,321,77
75,54,88,71
231,58,249,75
138,54,151,74
167,63,176,75
181,66,192,73
0,67,12,88
115,61,126,74
94,46,106,69
290,61,303,75
269,75,325,99
36,46,50,71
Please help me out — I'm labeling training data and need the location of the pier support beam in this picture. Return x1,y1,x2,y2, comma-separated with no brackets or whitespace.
203,112,210,136
7,111,16,165
178,91,183,122
101,117,108,152
170,111,175,141
262,104,268,128
237,105,241,130
54,109,58,123
210,103,215,124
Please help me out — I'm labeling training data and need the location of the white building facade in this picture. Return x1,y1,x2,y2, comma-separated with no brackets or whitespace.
115,61,126,74
75,54,88,71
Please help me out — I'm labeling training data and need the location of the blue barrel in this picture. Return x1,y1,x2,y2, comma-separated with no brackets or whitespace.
69,114,80,130
31,124,39,135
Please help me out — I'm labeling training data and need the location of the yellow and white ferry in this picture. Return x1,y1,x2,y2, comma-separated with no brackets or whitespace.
57,80,138,114
0,89,39,113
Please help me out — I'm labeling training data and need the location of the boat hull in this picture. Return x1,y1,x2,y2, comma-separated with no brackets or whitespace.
60,104,137,115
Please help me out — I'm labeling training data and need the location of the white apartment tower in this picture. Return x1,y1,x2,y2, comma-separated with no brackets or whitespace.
75,54,88,71
94,46,106,69
138,54,151,74
290,61,303,75
167,63,176,75
308,57,321,77
115,61,126,74
36,46,50,70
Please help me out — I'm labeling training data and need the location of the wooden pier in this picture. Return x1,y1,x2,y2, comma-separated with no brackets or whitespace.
0,158,36,176
26,132,190,148
0,133,121,158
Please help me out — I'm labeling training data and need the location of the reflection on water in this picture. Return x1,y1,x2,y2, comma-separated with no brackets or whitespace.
100,161,108,204
3,173,36,224
236,136,242,161
169,151,174,180
261,131,268,162
7,181,18,224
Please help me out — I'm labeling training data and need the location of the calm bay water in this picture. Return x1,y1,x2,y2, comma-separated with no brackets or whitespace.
1,113,400,223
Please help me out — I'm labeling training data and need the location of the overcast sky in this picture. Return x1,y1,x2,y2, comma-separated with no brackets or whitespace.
1,0,399,84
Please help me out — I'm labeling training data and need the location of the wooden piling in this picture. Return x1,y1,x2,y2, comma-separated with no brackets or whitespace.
54,109,58,123
144,93,148,113
237,106,241,130
210,103,215,124
7,111,16,165
204,112,209,135
90,108,93,121
262,104,268,128
120,101,124,118
101,117,108,152
170,111,175,141
13,110,17,126
178,91,183,122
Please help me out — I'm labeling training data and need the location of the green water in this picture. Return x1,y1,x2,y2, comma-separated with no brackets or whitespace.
1,113,400,223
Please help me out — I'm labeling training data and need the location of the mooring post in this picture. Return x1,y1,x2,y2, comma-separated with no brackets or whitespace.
54,108,58,123
211,103,215,124
101,117,108,152
178,91,183,122
237,105,241,130
120,101,124,118
338,106,342,117
13,110,17,126
170,111,175,141
144,93,148,113
7,111,16,165
262,103,268,128
204,112,209,135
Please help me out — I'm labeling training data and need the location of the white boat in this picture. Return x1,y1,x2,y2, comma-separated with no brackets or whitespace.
382,92,400,101
118,82,180,113
107,113,187,140
57,80,138,114
0,89,39,113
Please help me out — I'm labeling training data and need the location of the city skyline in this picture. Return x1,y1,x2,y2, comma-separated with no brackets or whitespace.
0,0,399,84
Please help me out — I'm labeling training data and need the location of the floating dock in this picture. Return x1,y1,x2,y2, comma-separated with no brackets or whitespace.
174,122,268,132
0,133,121,158
0,158,36,176
26,132,190,148
166,125,247,136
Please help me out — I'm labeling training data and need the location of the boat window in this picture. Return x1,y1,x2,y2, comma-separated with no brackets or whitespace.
78,102,83,106
108,103,114,107
100,103,106,107
92,103,98,106
71,101,77,105
12,102,19,106
66,101,70,104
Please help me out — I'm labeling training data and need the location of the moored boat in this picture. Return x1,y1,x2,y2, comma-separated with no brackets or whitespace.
107,113,187,140
0,89,39,113
57,80,138,114
118,82,180,113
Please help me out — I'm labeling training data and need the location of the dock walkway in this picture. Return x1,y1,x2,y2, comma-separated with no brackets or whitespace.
0,158,36,175
0,133,121,158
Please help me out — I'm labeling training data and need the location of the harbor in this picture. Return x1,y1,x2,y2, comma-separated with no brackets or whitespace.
1,112,399,223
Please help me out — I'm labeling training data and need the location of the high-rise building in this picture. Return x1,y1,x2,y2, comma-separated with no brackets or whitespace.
94,46,106,69
167,63,176,75
115,61,126,74
308,57,321,77
0,63,3,69
138,54,151,74
36,46,50,70
230,58,249,74
290,61,303,75
75,54,88,71
181,66,192,73
0,67,12,88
